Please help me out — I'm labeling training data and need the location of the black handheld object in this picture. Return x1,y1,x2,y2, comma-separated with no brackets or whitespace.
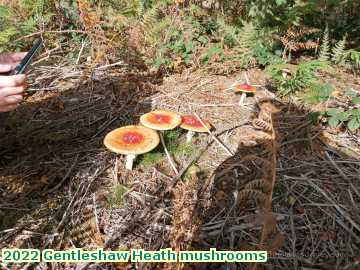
10,39,43,75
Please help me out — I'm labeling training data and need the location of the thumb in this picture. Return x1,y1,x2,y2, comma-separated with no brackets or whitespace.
0,64,12,73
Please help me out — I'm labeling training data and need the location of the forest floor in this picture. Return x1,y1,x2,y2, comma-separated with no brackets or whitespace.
0,62,360,270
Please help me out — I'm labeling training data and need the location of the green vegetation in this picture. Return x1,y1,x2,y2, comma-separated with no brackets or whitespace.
324,98,360,131
140,129,196,167
341,50,360,74
165,129,195,157
1,1,359,69
107,184,127,206
140,151,164,167
303,84,334,104
1,0,359,131
266,60,329,96
307,91,360,131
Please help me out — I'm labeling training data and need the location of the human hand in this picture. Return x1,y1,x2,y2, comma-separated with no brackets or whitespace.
0,52,27,112
0,52,27,70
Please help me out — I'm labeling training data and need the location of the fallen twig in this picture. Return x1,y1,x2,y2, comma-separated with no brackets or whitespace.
47,154,79,193
160,132,179,175
306,178,360,234
194,112,234,156
325,151,360,198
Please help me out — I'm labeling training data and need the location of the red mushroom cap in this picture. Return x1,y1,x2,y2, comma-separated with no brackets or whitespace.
180,115,211,132
234,84,256,93
140,110,182,130
104,125,160,155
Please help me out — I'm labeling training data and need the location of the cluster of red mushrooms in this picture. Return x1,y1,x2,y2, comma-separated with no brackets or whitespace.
103,110,212,170
104,77,257,171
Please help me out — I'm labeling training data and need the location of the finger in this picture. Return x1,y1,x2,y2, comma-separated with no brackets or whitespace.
0,86,25,96
0,75,26,87
1,52,27,62
9,61,22,70
10,52,27,61
3,95,23,105
0,104,18,112
0,64,12,73
8,53,26,68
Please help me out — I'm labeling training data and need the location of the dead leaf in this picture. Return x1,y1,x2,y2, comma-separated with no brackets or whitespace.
47,200,57,209
322,182,335,193
215,190,227,200
295,207,305,214
320,231,336,241
40,175,49,184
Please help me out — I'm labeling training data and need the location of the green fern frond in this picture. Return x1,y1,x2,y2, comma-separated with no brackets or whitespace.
19,0,46,14
236,22,258,52
0,5,14,50
342,49,360,73
138,0,147,16
139,3,173,48
232,22,258,68
0,0,54,51
140,3,163,42
266,60,329,95
0,5,11,20
332,35,347,64
0,27,17,51
141,3,162,30
216,17,238,46
318,26,330,62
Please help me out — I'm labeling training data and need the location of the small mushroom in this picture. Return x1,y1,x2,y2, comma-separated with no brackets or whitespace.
140,110,182,174
104,125,160,170
180,114,211,143
233,84,257,105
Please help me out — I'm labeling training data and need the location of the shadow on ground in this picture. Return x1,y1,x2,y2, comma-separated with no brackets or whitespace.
0,65,359,270
0,66,164,235
189,98,360,270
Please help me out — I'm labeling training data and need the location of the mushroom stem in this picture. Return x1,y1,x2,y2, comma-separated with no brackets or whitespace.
125,154,137,170
159,132,179,175
239,93,246,105
186,130,196,143
244,72,250,84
